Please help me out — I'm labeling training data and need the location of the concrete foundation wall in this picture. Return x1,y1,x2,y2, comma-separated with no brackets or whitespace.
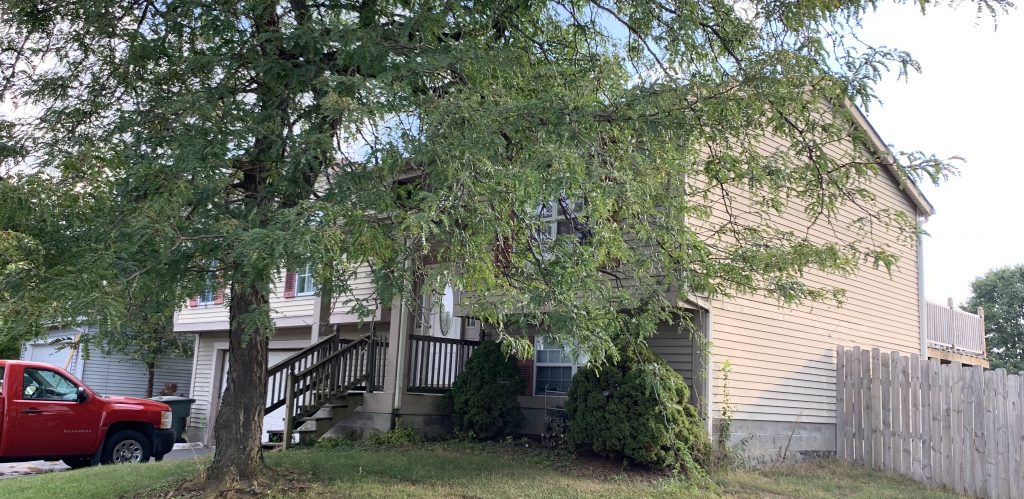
718,419,836,465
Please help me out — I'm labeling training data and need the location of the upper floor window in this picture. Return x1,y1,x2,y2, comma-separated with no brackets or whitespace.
531,197,590,257
294,264,316,296
198,261,218,305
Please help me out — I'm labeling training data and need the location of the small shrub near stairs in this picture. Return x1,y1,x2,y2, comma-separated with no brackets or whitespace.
565,344,710,474
447,341,525,440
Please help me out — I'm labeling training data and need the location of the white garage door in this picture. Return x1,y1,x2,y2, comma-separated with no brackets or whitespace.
24,342,82,377
220,350,299,443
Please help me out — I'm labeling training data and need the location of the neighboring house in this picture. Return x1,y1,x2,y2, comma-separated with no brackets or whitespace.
20,327,193,399
174,105,971,460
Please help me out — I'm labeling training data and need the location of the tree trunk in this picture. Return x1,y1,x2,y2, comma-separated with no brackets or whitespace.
204,282,270,491
145,362,156,398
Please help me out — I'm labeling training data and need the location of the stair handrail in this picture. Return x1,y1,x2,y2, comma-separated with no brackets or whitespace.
283,333,378,448
265,332,347,414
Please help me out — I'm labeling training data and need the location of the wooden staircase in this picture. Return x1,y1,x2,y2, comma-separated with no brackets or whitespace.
263,332,387,448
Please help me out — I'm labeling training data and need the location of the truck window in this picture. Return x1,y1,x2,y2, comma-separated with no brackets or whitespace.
22,368,79,401
0,366,4,392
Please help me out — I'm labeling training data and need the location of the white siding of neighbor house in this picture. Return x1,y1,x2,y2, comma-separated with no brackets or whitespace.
697,136,922,426
81,352,193,398
21,329,193,399
174,267,378,330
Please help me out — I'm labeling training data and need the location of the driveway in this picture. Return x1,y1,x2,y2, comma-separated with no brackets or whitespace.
0,445,212,480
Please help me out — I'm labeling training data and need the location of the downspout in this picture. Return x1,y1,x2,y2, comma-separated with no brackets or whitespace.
704,307,714,437
917,217,928,357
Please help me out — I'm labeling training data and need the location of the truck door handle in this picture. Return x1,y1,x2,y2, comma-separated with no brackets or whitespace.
21,408,43,415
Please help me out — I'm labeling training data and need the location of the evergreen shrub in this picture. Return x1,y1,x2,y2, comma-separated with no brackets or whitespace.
448,341,525,440
565,344,710,473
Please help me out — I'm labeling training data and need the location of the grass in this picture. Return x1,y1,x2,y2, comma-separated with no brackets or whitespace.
0,440,963,498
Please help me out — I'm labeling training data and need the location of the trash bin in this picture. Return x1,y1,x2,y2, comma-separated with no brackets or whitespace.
149,396,196,442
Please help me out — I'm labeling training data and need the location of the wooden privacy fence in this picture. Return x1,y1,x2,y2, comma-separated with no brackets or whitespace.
835,346,1024,499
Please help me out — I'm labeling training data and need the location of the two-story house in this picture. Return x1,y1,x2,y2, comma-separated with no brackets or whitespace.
174,104,984,460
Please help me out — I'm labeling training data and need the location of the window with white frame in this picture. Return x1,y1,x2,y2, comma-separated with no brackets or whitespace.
294,264,316,296
531,197,589,257
534,336,588,395
198,261,218,305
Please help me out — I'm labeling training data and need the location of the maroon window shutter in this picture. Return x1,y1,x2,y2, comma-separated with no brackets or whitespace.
214,288,225,305
493,234,513,273
283,271,296,298
188,297,198,308
517,335,535,396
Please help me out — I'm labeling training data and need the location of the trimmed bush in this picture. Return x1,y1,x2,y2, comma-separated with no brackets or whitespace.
448,341,525,440
565,344,710,473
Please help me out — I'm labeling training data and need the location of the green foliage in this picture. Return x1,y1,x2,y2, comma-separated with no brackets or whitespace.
369,427,425,446
565,343,710,474
965,265,1024,372
448,341,525,440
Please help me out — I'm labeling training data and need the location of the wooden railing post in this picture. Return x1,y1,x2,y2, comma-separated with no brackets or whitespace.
283,371,295,450
372,334,380,393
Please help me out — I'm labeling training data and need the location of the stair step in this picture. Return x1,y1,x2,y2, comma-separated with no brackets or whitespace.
299,415,336,422
267,428,318,435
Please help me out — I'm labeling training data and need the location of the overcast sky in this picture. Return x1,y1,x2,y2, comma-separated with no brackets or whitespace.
855,3,1024,305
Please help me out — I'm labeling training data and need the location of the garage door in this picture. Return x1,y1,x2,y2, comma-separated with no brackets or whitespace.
25,342,81,376
220,350,299,443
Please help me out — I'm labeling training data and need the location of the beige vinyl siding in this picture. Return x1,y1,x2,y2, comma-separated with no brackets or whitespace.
187,331,226,434
175,266,378,329
703,155,920,425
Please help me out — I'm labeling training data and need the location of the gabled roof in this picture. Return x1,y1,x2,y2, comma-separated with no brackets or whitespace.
846,101,936,218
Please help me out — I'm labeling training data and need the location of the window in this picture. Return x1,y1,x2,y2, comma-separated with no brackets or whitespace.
534,336,588,395
294,264,316,296
22,368,79,401
0,366,4,392
198,261,218,305
531,197,589,257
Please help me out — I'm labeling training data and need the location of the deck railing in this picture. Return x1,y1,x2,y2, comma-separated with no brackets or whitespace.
926,301,986,357
407,335,480,393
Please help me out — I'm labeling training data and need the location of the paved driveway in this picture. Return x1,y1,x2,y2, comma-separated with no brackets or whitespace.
0,446,212,479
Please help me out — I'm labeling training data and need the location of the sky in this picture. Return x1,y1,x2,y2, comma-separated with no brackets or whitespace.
855,2,1024,305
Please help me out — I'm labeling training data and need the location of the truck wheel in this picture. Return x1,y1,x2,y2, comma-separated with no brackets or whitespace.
62,457,94,469
102,430,152,464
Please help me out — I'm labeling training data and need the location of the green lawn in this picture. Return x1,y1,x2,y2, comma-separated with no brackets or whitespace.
0,441,963,498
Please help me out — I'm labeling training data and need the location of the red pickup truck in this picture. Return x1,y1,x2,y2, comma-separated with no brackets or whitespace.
0,360,175,468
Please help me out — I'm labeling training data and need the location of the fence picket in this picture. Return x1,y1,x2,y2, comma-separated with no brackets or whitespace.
836,347,847,461
870,348,882,470
909,353,922,480
881,351,892,472
899,354,911,477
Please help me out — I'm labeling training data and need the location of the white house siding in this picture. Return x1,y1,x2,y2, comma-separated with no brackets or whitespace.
174,267,379,330
694,136,923,457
